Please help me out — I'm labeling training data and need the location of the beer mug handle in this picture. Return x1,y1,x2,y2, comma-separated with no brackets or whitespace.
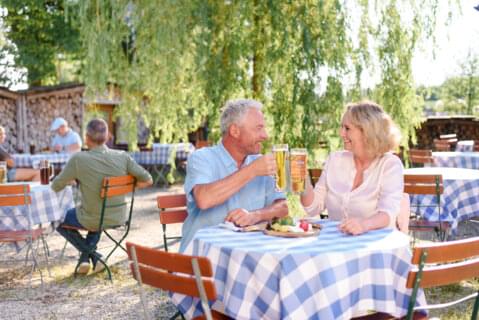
49,164,55,180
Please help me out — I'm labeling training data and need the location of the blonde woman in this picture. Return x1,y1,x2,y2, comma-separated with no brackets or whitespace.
301,101,403,235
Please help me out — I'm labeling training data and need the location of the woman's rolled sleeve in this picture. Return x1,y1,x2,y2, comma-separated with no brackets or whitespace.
377,156,404,225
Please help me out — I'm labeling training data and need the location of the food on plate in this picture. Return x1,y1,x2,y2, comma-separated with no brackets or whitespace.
269,217,320,234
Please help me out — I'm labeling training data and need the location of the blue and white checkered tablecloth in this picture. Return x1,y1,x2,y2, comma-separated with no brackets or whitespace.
130,143,195,165
432,151,479,169
455,140,474,152
171,221,426,320
0,182,74,232
12,153,71,168
405,167,479,234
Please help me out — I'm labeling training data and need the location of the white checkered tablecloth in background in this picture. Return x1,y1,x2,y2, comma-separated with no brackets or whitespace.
0,183,74,232
130,143,195,165
455,140,475,152
405,167,479,235
433,151,479,169
12,153,71,168
171,221,426,320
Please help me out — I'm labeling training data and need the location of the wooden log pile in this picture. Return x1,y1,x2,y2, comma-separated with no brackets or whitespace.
0,95,18,153
414,116,479,149
26,90,83,151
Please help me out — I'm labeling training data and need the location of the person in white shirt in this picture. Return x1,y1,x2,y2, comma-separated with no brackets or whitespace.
50,117,82,153
301,101,403,235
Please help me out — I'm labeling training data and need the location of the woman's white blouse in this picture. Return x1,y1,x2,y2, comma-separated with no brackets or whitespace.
304,151,404,228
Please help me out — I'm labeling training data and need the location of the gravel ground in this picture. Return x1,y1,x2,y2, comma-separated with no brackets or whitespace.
2,184,479,320
0,184,184,320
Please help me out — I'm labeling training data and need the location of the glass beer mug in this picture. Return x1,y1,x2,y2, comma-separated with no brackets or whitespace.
40,160,54,185
290,148,307,193
0,161,7,184
272,144,289,191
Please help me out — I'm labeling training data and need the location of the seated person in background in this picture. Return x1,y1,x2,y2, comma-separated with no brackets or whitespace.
301,101,403,235
50,117,82,153
0,125,40,182
53,119,152,274
180,98,288,252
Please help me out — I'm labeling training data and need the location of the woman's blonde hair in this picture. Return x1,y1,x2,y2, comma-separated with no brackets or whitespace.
342,101,401,157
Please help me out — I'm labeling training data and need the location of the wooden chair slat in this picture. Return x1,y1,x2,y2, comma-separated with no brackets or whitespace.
404,174,443,183
409,149,432,157
409,149,434,165
101,184,135,198
0,228,43,242
404,184,444,195
407,258,479,288
126,242,213,276
411,237,479,264
0,184,30,194
130,264,217,300
160,210,188,224
404,175,443,195
158,194,187,209
434,139,451,151
0,195,31,206
103,175,136,186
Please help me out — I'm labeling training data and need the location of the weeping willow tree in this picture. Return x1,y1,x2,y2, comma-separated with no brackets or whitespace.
67,0,451,153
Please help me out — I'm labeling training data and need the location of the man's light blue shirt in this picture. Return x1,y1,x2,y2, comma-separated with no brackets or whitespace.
179,142,285,252
51,130,82,151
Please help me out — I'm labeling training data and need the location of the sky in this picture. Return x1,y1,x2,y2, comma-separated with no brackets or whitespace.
411,0,479,86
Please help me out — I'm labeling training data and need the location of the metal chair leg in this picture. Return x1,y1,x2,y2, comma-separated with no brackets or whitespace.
59,239,69,261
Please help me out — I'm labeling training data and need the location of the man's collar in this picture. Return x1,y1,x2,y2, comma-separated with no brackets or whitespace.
89,144,108,153
218,141,239,169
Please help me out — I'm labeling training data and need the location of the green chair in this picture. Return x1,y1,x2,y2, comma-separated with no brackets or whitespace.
404,236,479,319
65,175,137,280
0,184,50,287
408,149,434,168
126,241,232,320
404,174,450,242
352,237,479,320
157,193,187,252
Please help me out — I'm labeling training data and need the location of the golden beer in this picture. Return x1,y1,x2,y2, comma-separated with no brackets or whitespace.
272,144,288,191
290,148,307,193
0,161,6,184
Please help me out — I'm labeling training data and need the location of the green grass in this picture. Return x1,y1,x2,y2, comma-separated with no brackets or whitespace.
424,279,479,319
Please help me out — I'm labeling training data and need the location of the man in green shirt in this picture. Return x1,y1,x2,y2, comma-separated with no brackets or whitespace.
53,119,152,274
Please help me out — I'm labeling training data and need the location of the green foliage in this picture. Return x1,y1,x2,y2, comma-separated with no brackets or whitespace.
372,0,425,147
419,51,479,116
0,0,81,86
441,52,479,115
66,0,207,148
64,0,449,153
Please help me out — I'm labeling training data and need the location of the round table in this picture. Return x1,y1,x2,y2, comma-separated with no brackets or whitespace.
172,220,426,320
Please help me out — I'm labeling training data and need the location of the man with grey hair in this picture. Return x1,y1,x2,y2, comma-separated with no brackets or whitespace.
180,99,288,251
53,118,152,275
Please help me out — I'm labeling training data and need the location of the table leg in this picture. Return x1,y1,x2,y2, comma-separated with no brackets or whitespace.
151,164,170,186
